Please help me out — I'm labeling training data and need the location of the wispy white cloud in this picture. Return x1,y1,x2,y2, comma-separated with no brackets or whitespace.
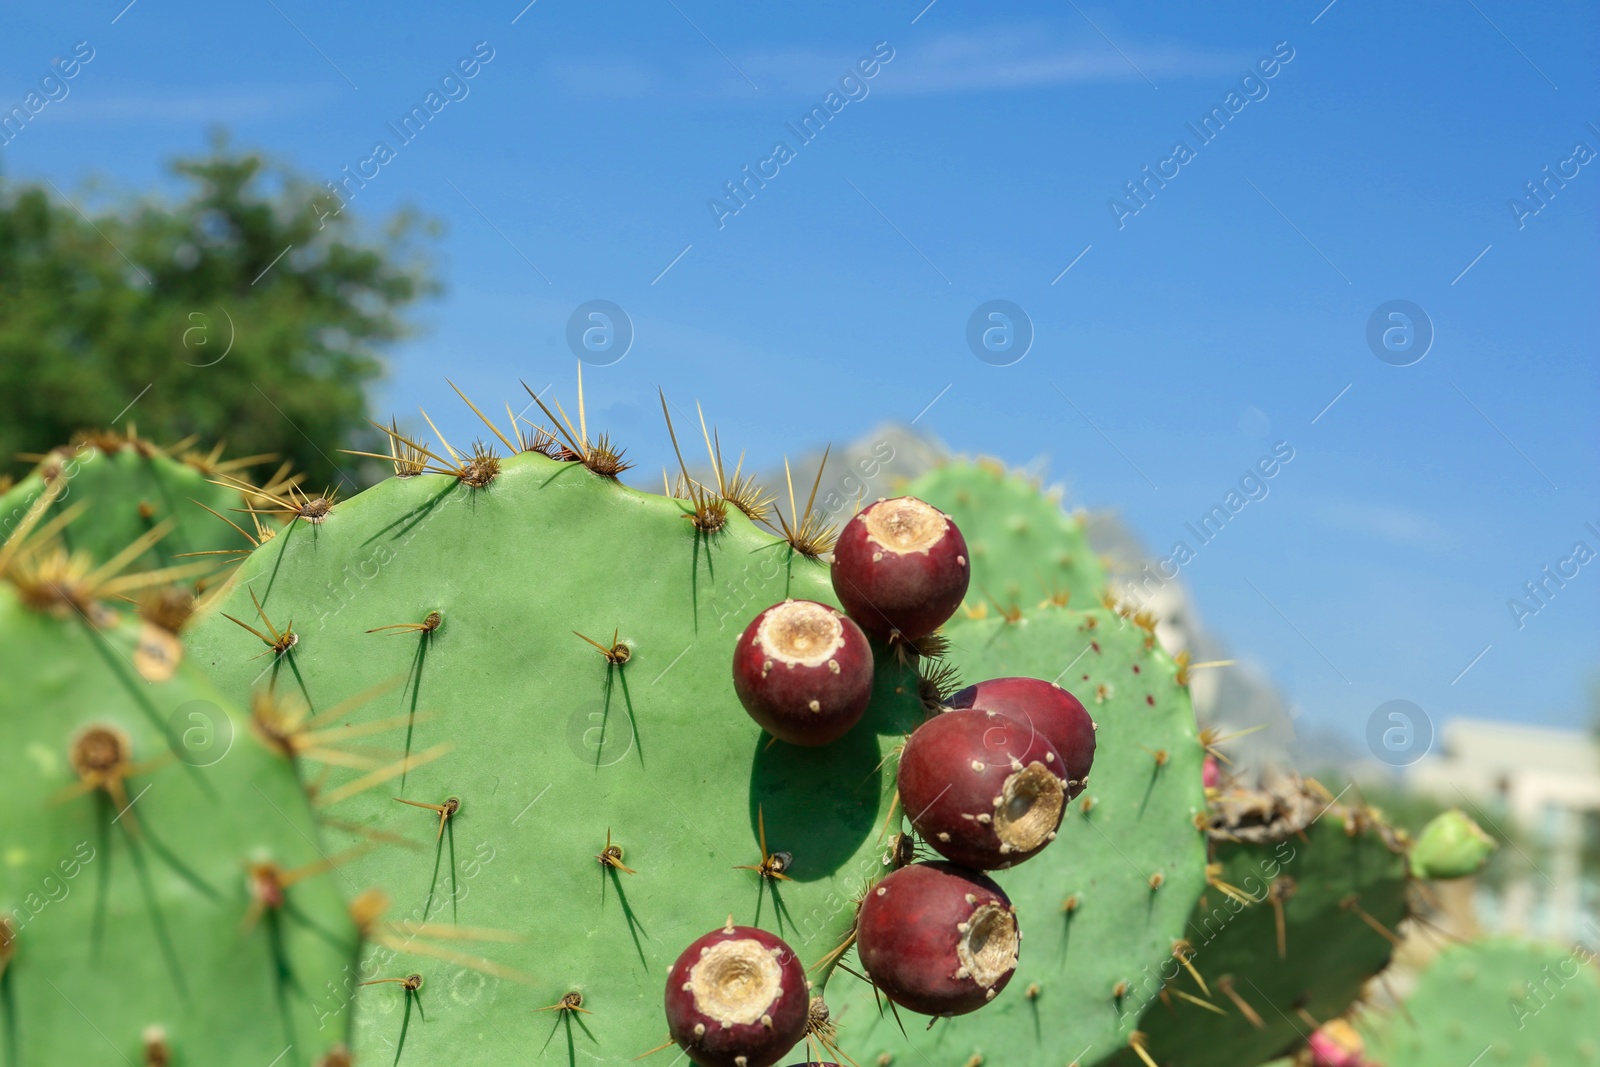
1316,497,1453,551
549,24,1246,100
876,25,1243,94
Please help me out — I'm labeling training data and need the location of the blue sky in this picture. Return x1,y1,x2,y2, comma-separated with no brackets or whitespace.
4,0,1596,754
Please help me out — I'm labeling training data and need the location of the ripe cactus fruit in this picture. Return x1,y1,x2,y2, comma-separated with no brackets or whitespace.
1304,1019,1368,1067
902,460,1106,613
831,496,969,641
665,921,810,1067
0,430,284,576
1359,937,1600,1066
835,603,1207,1067
1407,809,1496,880
856,862,1019,1017
898,708,1066,870
0,515,356,1064
732,600,874,746
946,676,1097,799
184,423,927,1065
1103,778,1410,1067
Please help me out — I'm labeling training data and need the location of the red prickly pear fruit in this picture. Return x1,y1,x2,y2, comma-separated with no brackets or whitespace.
946,677,1096,799
732,600,874,746
898,708,1066,870
831,497,969,642
1202,754,1221,790
665,922,810,1067
856,861,1019,1017
1306,1020,1368,1067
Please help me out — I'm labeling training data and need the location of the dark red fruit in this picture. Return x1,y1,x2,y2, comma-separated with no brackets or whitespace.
947,677,1097,799
898,707,1065,870
732,600,874,746
831,497,969,642
856,861,1019,1017
665,922,809,1067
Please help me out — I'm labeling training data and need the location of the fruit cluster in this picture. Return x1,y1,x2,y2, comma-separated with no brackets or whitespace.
666,496,1098,1067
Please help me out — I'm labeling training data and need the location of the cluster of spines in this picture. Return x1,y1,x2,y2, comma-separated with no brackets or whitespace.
334,367,842,565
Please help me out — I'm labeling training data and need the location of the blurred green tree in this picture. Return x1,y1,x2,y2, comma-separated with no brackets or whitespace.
0,135,439,490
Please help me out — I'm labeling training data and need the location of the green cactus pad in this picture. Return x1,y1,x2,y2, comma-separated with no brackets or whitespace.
1360,937,1600,1066
186,446,925,1066
1103,782,1410,1067
903,461,1107,614
0,436,271,576
833,604,1207,1067
0,582,357,1065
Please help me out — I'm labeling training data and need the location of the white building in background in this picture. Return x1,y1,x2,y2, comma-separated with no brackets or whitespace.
1408,719,1600,944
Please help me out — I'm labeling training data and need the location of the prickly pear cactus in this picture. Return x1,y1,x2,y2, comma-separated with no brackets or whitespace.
903,461,1106,614
834,602,1208,1067
1101,779,1411,1067
186,440,926,1065
0,431,278,575
0,533,356,1064
1360,937,1600,1066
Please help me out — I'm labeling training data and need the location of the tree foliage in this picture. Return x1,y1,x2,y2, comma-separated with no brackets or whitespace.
0,136,438,489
